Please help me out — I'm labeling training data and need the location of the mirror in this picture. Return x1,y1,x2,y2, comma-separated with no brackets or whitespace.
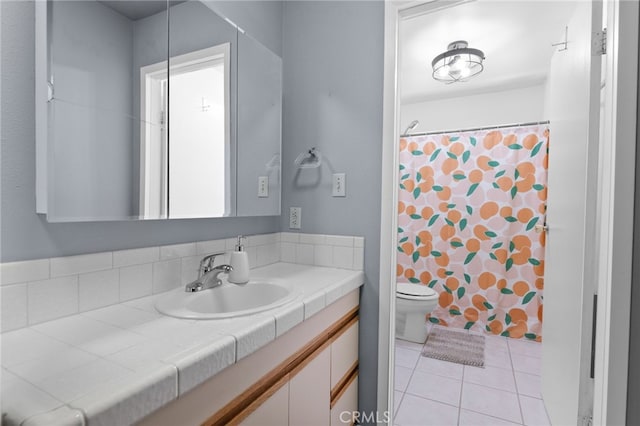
237,31,282,217
36,0,281,222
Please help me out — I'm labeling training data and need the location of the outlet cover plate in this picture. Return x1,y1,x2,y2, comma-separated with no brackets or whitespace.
289,207,301,229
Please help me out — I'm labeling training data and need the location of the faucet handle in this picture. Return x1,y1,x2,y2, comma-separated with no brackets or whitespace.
199,252,226,276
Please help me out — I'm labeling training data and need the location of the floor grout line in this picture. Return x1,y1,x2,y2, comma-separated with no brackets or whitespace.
507,337,526,425
458,365,466,425
395,335,546,426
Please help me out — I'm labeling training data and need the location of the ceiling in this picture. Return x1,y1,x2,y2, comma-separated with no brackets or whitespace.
399,0,578,104
98,1,185,21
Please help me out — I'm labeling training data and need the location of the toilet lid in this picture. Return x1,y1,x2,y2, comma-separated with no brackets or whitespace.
397,282,437,300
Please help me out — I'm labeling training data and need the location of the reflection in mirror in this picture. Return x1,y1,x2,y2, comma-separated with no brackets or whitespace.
139,43,231,219
38,0,282,222
237,32,282,216
48,0,169,221
164,0,237,218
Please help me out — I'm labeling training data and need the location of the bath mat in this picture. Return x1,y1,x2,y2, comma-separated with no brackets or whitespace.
422,326,485,367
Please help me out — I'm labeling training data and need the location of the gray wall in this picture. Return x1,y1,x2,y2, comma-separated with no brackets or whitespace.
0,0,282,262
281,1,384,417
207,1,283,57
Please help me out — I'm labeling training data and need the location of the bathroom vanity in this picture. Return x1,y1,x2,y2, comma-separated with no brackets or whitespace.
140,282,359,426
1,263,363,426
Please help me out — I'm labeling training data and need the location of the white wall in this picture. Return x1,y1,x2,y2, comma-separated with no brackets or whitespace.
400,84,547,134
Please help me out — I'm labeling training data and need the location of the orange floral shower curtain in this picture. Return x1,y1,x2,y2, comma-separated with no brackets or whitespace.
397,124,548,340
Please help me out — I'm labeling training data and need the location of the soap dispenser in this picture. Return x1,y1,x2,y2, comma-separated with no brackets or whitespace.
228,235,249,284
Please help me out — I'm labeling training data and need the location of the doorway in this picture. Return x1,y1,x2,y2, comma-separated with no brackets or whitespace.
139,43,231,219
378,1,638,425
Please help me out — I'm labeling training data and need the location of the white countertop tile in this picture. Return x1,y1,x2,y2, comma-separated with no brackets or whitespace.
68,364,178,426
6,345,98,384
1,263,364,426
1,369,64,425
274,300,305,337
1,328,71,367
21,406,85,426
106,338,186,372
122,294,159,313
35,358,134,402
81,304,161,329
32,315,147,357
166,335,236,394
129,316,215,349
219,315,276,361
303,291,327,319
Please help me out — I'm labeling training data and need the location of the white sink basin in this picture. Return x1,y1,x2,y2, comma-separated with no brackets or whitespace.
155,280,297,319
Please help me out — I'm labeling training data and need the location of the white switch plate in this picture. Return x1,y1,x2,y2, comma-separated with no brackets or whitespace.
289,207,301,229
332,173,346,197
258,176,269,197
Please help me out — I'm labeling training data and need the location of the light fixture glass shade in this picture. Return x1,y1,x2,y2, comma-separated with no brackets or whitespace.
432,40,485,83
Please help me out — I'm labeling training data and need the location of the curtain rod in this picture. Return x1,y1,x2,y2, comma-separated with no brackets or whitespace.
401,120,550,138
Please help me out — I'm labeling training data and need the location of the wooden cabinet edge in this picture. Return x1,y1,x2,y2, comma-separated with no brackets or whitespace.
330,362,358,408
205,309,358,425
225,374,290,426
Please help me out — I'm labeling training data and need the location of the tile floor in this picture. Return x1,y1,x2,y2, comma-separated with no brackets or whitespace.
393,332,549,426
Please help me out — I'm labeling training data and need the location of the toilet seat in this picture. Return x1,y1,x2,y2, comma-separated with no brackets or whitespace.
396,282,437,301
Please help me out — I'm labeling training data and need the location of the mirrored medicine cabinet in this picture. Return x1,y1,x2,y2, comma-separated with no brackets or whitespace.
35,0,282,222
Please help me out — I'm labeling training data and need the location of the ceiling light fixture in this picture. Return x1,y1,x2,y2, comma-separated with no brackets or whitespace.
432,40,485,84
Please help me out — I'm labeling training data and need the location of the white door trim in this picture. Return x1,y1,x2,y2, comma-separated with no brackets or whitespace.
377,0,401,414
593,1,638,424
377,0,469,415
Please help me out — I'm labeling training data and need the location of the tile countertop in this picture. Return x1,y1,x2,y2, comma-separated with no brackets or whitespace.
0,263,364,426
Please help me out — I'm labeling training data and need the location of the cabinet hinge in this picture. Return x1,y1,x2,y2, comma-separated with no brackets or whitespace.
593,28,607,56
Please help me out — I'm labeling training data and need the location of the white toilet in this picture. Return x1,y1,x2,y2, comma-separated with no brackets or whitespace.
396,282,439,343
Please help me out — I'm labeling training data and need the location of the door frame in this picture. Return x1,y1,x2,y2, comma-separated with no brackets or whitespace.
593,1,638,425
377,1,638,422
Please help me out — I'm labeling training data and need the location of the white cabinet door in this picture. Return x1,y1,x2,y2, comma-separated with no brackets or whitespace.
241,381,289,426
331,376,358,426
330,321,359,390
289,347,330,426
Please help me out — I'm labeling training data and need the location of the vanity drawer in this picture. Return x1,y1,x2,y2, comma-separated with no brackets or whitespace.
330,319,359,389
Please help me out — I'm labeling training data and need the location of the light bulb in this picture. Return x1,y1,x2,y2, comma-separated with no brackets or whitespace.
449,55,464,71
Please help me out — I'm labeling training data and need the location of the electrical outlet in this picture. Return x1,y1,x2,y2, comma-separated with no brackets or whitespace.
332,173,346,197
289,207,301,229
258,176,269,197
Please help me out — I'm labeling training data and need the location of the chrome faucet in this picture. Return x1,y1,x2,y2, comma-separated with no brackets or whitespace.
185,252,233,292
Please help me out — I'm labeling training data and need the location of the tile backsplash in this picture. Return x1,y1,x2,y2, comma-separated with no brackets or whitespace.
0,233,364,332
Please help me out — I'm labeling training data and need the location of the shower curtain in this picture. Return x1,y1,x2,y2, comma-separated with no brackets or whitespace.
397,124,548,340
